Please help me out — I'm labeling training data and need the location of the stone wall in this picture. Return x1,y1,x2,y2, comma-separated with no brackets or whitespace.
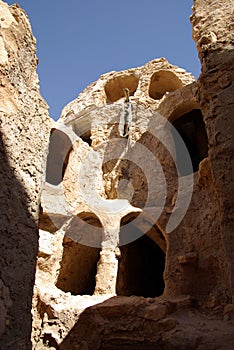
191,0,234,301
0,0,233,349
0,1,52,349
34,59,197,346
33,52,233,346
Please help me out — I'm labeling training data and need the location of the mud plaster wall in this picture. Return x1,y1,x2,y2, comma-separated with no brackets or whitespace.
0,1,52,348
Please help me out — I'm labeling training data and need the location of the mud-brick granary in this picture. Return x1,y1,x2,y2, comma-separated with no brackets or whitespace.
0,0,233,349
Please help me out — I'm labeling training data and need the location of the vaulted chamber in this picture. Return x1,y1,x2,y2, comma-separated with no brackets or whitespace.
56,213,103,295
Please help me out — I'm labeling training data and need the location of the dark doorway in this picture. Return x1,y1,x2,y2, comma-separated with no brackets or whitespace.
116,234,165,297
172,109,208,176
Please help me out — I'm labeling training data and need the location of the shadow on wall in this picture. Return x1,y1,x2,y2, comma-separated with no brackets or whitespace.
60,296,162,350
0,131,38,349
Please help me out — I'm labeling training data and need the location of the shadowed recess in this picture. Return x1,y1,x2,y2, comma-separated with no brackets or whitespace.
56,236,101,295
46,129,73,185
172,109,208,176
56,213,103,295
117,221,165,297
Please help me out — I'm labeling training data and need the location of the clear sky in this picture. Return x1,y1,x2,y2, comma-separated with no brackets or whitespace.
6,0,200,120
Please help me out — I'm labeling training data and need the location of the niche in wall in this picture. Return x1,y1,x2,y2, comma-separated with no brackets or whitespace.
105,74,139,103
149,70,183,100
56,213,103,295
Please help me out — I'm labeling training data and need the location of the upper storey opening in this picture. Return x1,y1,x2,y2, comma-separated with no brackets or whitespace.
172,109,209,176
105,74,139,103
46,129,72,186
149,70,183,100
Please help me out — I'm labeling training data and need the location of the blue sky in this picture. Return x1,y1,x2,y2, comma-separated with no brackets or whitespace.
6,1,200,120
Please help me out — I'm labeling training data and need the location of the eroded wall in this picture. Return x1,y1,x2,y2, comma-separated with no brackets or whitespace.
191,0,234,300
0,1,52,348
33,51,234,346
0,0,233,348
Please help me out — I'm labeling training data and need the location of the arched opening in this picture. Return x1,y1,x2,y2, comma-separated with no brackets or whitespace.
46,129,72,186
56,237,100,295
56,213,102,295
105,74,139,103
172,109,208,176
72,116,92,146
116,215,166,297
149,70,183,100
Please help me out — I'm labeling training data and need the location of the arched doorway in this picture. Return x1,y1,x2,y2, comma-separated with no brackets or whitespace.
56,213,102,295
116,215,166,297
